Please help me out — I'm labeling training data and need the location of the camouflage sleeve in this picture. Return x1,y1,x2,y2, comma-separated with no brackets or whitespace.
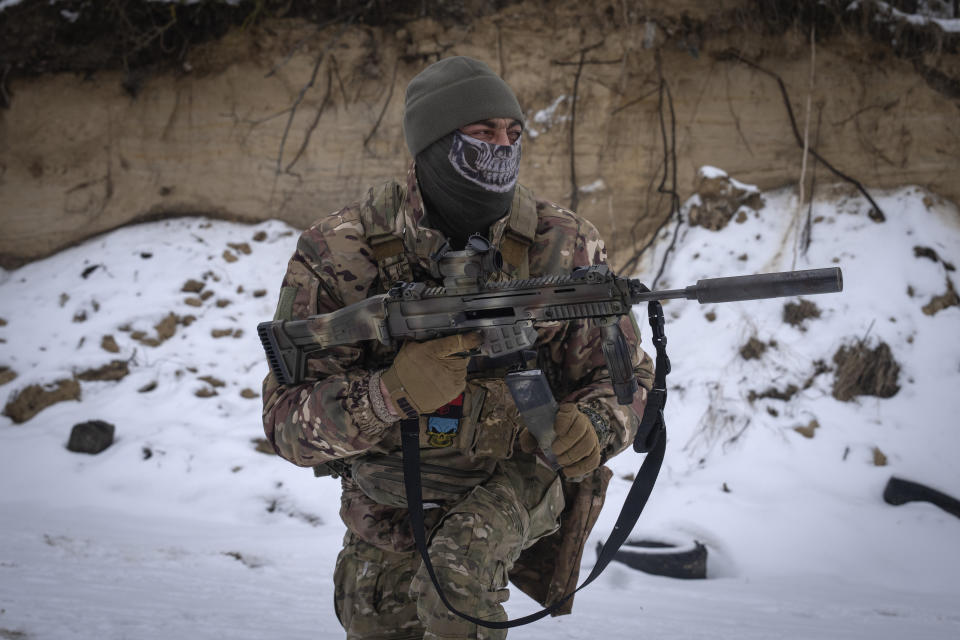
261,211,393,468
532,203,655,461
554,313,655,460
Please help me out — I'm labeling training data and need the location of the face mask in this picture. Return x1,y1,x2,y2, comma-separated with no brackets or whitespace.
448,131,521,193
415,132,522,246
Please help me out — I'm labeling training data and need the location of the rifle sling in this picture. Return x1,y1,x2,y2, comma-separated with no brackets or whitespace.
400,299,670,629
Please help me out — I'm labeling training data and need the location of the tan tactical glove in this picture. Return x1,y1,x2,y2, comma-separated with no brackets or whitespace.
381,333,482,417
519,403,601,477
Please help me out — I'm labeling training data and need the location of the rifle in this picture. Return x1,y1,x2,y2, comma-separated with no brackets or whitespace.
258,235,843,468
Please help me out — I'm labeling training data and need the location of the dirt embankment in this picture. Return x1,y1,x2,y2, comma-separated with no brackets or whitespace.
1,0,958,270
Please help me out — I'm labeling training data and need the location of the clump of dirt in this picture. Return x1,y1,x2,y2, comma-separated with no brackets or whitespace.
0,366,17,386
253,437,276,455
783,299,821,328
688,173,764,231
922,278,959,316
181,279,205,293
130,312,184,347
794,419,820,439
748,384,799,403
872,446,888,466
739,336,768,360
914,245,956,271
76,360,130,382
199,375,225,388
832,340,900,401
3,378,81,424
100,335,120,353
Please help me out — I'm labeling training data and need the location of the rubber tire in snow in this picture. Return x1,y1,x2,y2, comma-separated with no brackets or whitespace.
599,537,708,579
883,476,960,519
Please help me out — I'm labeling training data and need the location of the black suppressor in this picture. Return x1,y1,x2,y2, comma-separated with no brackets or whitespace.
683,267,843,304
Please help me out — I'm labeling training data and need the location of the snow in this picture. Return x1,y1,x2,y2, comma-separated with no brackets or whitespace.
870,1,960,33
527,96,570,139
698,165,761,197
698,165,729,180
579,179,606,193
1,181,959,639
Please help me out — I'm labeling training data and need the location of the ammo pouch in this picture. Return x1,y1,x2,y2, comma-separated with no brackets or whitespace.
351,454,492,508
348,359,532,507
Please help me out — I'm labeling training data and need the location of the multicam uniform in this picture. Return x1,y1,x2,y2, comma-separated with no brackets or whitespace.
262,165,654,639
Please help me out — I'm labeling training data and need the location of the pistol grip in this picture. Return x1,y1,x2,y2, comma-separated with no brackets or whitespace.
599,319,638,405
479,322,538,358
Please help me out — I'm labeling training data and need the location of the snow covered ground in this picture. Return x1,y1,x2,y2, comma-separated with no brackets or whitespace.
1,178,959,639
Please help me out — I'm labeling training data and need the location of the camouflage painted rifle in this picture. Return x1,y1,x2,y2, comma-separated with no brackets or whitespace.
258,236,842,468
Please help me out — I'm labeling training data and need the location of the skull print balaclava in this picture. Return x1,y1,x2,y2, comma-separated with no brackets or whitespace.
415,131,521,245
402,56,526,247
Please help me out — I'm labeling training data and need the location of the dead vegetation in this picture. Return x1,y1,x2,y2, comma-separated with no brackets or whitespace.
687,173,764,231
793,419,820,438
922,278,959,316
76,360,130,382
123,312,192,347
912,244,959,315
783,299,821,328
739,336,770,360
872,446,888,466
3,379,81,424
832,339,901,401
748,384,799,403
0,0,514,87
0,366,16,386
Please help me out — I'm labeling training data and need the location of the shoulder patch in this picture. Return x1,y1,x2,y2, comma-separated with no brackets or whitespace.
363,180,406,240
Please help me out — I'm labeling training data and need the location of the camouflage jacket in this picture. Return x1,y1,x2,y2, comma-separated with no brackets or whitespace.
262,164,654,548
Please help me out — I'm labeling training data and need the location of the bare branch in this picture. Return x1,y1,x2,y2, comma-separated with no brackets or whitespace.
713,48,886,220
275,22,351,176
363,60,400,152
285,63,335,174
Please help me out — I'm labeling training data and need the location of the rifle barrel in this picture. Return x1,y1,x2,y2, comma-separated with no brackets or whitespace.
633,267,843,304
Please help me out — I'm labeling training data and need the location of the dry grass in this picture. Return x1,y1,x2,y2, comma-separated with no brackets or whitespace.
832,339,900,401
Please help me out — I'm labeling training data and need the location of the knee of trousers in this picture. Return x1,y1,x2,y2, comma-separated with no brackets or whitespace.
412,562,509,640
410,482,528,638
334,532,424,639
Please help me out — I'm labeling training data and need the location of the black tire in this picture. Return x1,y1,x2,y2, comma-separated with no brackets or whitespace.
599,536,708,579
883,476,960,519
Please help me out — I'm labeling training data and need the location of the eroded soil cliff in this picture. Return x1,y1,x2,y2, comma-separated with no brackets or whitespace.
1,0,958,269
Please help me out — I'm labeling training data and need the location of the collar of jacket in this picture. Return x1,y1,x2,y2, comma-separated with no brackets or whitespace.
396,162,522,275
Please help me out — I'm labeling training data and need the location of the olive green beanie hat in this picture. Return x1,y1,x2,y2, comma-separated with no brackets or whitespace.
403,56,525,158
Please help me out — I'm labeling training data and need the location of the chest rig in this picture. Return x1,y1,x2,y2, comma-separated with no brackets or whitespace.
361,179,540,286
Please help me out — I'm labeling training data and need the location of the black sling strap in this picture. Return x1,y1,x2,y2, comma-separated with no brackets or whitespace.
635,299,670,454
400,300,671,629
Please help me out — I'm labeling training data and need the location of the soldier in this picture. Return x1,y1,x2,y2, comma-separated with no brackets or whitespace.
262,56,654,639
